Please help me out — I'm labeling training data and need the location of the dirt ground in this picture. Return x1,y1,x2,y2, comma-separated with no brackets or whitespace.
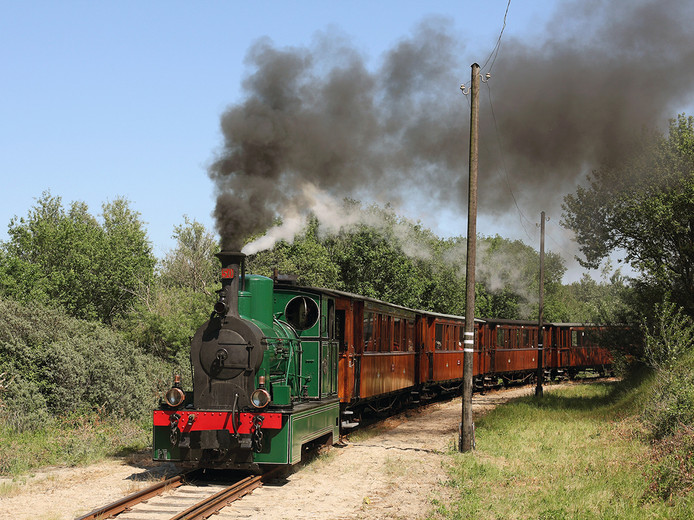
0,384,554,520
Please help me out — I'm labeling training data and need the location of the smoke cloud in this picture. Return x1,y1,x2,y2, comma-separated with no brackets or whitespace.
209,0,694,251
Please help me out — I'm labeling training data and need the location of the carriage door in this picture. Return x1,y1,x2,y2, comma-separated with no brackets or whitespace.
336,299,356,401
321,298,339,397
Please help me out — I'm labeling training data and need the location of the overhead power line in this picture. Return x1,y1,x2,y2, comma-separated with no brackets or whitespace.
481,0,512,74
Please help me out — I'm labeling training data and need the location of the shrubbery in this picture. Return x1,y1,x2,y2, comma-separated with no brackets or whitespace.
645,425,694,502
642,350,694,439
641,302,694,438
0,297,171,432
639,301,694,500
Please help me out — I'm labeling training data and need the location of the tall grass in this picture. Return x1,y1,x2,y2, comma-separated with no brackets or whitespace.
0,414,151,476
430,380,694,520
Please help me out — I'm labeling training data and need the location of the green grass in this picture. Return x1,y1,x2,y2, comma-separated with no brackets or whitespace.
0,414,151,476
429,380,694,520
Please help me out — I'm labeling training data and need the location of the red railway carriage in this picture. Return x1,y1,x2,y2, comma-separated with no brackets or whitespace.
332,290,481,413
549,323,612,377
329,289,420,412
418,314,486,388
358,300,417,399
481,319,547,383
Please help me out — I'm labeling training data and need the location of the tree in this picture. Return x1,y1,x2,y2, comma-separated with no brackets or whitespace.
99,198,156,321
247,215,342,289
0,192,155,323
160,216,220,295
477,235,566,320
244,204,574,320
119,217,220,358
329,224,425,309
562,114,694,315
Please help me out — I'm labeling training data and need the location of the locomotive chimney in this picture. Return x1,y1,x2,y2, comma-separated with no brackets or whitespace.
214,251,246,318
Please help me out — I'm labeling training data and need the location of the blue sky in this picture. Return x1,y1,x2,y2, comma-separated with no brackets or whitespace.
0,1,678,281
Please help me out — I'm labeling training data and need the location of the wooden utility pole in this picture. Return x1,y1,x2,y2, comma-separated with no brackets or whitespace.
460,62,480,452
535,211,546,397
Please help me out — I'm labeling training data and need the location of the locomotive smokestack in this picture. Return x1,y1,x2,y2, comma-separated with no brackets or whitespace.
214,251,246,318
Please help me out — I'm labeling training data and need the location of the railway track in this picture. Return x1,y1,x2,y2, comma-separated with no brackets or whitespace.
75,469,280,520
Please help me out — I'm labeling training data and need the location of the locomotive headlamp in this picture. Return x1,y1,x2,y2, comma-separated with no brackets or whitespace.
165,387,185,408
250,388,271,409
165,374,185,408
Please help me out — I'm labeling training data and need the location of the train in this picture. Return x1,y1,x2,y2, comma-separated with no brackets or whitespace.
152,251,612,471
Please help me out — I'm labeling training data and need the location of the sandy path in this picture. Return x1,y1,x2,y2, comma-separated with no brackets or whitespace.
0,385,544,520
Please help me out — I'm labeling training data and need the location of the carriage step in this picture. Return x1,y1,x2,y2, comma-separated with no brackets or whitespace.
341,421,360,429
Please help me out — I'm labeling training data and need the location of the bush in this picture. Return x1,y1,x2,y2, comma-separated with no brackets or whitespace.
0,415,151,475
642,349,694,439
0,297,170,431
645,425,694,502
116,285,213,358
642,300,694,370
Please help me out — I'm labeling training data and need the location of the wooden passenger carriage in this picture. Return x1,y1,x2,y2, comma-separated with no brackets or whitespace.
482,319,547,384
275,283,613,422
549,323,612,378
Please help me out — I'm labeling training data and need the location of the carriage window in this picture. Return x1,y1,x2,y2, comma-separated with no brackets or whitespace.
407,320,415,351
380,315,391,352
447,325,454,350
454,326,462,350
327,300,335,339
393,317,401,351
364,311,375,351
435,323,444,350
571,330,579,347
497,328,505,348
336,310,346,353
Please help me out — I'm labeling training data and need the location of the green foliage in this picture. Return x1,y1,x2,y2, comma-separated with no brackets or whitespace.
117,285,214,358
248,216,342,289
642,349,694,439
0,415,151,476
116,216,220,358
160,215,220,295
642,300,694,370
328,222,428,309
434,381,689,519
0,191,155,324
563,114,694,316
246,203,581,320
477,234,566,319
552,269,636,324
645,425,694,502
92,216,214,360
0,297,170,432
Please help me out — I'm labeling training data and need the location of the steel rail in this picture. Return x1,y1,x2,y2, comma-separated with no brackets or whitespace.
75,473,187,520
170,469,281,520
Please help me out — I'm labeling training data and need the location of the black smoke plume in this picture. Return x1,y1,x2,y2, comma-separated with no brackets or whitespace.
209,0,694,250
